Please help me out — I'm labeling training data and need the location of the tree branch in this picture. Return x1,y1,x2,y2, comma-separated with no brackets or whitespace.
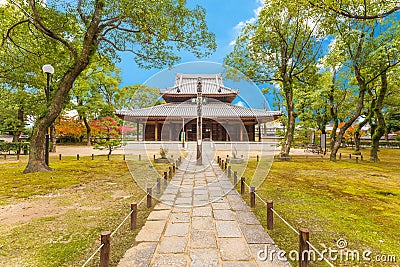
27,0,78,61
308,0,399,20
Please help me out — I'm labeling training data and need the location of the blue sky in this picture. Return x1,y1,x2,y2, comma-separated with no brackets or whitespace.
116,0,268,108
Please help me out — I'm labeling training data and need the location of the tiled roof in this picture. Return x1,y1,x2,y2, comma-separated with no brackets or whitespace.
116,102,282,121
161,73,238,96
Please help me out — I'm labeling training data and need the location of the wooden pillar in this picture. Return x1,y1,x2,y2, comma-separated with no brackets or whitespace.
240,125,243,141
136,122,140,141
258,123,262,142
155,121,159,141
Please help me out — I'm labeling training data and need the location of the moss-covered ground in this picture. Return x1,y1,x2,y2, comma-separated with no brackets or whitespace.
0,154,170,267
235,148,399,266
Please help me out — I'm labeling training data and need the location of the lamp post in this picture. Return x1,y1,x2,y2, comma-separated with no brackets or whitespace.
196,77,203,165
42,64,54,166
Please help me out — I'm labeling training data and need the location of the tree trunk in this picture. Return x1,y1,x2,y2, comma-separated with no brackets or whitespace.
280,82,295,159
50,122,56,152
23,121,53,173
23,2,103,173
370,70,388,162
83,116,91,146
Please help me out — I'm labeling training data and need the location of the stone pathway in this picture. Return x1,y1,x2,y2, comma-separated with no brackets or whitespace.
118,148,290,267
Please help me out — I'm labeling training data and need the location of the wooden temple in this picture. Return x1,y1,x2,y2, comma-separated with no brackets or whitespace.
115,73,282,142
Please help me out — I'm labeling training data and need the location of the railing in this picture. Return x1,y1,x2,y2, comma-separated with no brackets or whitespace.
81,156,182,267
219,155,334,267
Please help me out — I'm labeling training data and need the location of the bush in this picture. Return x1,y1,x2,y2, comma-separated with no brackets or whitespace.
0,142,29,154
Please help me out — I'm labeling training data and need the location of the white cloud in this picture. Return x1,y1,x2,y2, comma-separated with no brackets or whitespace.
229,0,265,46
236,101,245,107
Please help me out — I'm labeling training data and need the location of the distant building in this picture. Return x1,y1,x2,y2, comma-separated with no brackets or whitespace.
116,73,282,142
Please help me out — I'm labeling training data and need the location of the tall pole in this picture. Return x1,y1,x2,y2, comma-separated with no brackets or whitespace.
45,73,50,166
196,77,202,165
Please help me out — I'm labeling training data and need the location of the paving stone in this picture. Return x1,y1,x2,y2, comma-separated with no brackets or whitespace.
211,201,231,210
135,220,166,242
249,244,291,267
170,212,190,223
216,221,241,238
192,206,212,217
154,203,172,210
219,238,251,261
147,210,170,221
240,224,274,244
164,222,189,236
152,254,188,267
157,236,188,253
190,230,217,249
236,211,260,225
190,249,219,267
191,217,214,230
172,206,191,213
229,200,250,211
118,242,157,267
221,262,256,267
213,209,235,221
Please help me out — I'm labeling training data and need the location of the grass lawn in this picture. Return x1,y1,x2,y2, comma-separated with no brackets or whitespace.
235,148,399,266
0,154,166,267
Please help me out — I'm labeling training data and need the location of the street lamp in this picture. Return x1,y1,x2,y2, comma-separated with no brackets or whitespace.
42,64,54,166
196,77,202,165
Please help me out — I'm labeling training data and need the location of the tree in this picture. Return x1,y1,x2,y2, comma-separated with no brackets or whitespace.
225,0,324,158
91,116,125,156
114,84,161,110
308,0,399,20
2,0,216,173
323,11,400,161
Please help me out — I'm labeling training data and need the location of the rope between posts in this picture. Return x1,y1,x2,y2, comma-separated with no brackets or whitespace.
306,241,335,267
254,191,267,205
82,243,104,267
243,180,251,190
81,193,147,266
271,208,300,235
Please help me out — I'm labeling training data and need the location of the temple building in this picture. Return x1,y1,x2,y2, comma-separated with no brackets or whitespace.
115,73,282,142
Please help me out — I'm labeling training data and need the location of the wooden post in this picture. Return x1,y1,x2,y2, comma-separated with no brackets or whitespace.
153,155,156,161
349,154,352,159
257,155,259,162
130,203,137,230
299,228,310,267
59,154,62,160
240,177,245,195
361,155,363,161
267,200,273,230
217,156,220,164
227,166,231,179
139,154,141,161
339,153,342,160
123,154,126,160
224,161,227,170
173,163,176,173
147,188,152,208
234,171,238,185
356,156,359,163
169,166,172,179
100,231,111,267
77,154,79,160
221,159,224,169
164,171,168,185
92,154,94,160
250,186,256,208
157,177,161,194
